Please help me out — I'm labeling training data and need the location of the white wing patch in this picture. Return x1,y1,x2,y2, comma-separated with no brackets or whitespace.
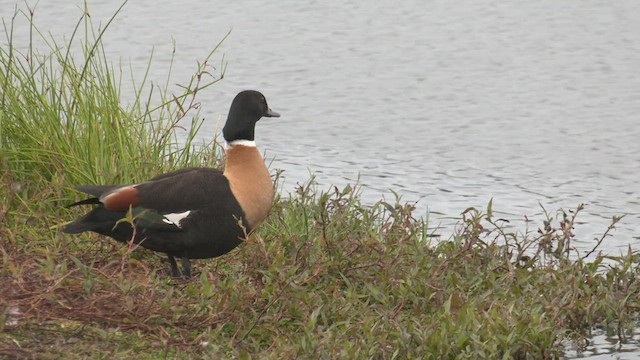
162,210,191,229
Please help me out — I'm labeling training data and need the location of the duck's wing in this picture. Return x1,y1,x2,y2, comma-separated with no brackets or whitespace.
132,167,229,212
69,168,224,211
67,167,232,232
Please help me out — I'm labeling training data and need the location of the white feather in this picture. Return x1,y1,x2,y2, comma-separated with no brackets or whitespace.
226,139,256,148
162,210,191,228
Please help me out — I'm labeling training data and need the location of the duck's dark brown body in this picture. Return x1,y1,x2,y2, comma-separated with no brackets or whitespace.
64,167,250,260
63,90,279,277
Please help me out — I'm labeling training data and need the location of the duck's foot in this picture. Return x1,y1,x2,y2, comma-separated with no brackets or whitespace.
181,257,192,277
168,255,192,278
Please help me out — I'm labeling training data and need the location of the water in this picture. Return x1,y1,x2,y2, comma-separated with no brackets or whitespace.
3,0,639,253
2,1,640,354
566,328,640,359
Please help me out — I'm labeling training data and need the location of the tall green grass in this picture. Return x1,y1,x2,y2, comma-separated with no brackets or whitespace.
0,2,226,190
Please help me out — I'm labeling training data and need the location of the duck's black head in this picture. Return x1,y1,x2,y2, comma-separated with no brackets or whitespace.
223,90,279,143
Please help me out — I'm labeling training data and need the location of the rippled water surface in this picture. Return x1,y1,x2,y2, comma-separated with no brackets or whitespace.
3,0,639,257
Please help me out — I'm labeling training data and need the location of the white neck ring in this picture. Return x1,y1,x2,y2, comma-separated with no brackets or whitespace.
226,139,256,148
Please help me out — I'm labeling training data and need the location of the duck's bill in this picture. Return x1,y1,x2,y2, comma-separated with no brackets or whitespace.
265,108,280,117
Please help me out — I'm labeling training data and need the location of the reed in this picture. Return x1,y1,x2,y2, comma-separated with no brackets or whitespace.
0,1,226,190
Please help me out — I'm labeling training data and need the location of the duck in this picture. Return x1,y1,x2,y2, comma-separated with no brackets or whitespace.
63,90,279,277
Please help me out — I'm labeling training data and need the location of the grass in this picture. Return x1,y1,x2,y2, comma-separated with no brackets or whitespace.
2,4,640,359
0,1,227,188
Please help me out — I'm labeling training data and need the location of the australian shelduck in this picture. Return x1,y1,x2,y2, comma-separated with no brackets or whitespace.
63,90,279,277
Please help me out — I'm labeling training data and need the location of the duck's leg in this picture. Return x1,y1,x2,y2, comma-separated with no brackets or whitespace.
168,255,182,277
181,257,192,277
